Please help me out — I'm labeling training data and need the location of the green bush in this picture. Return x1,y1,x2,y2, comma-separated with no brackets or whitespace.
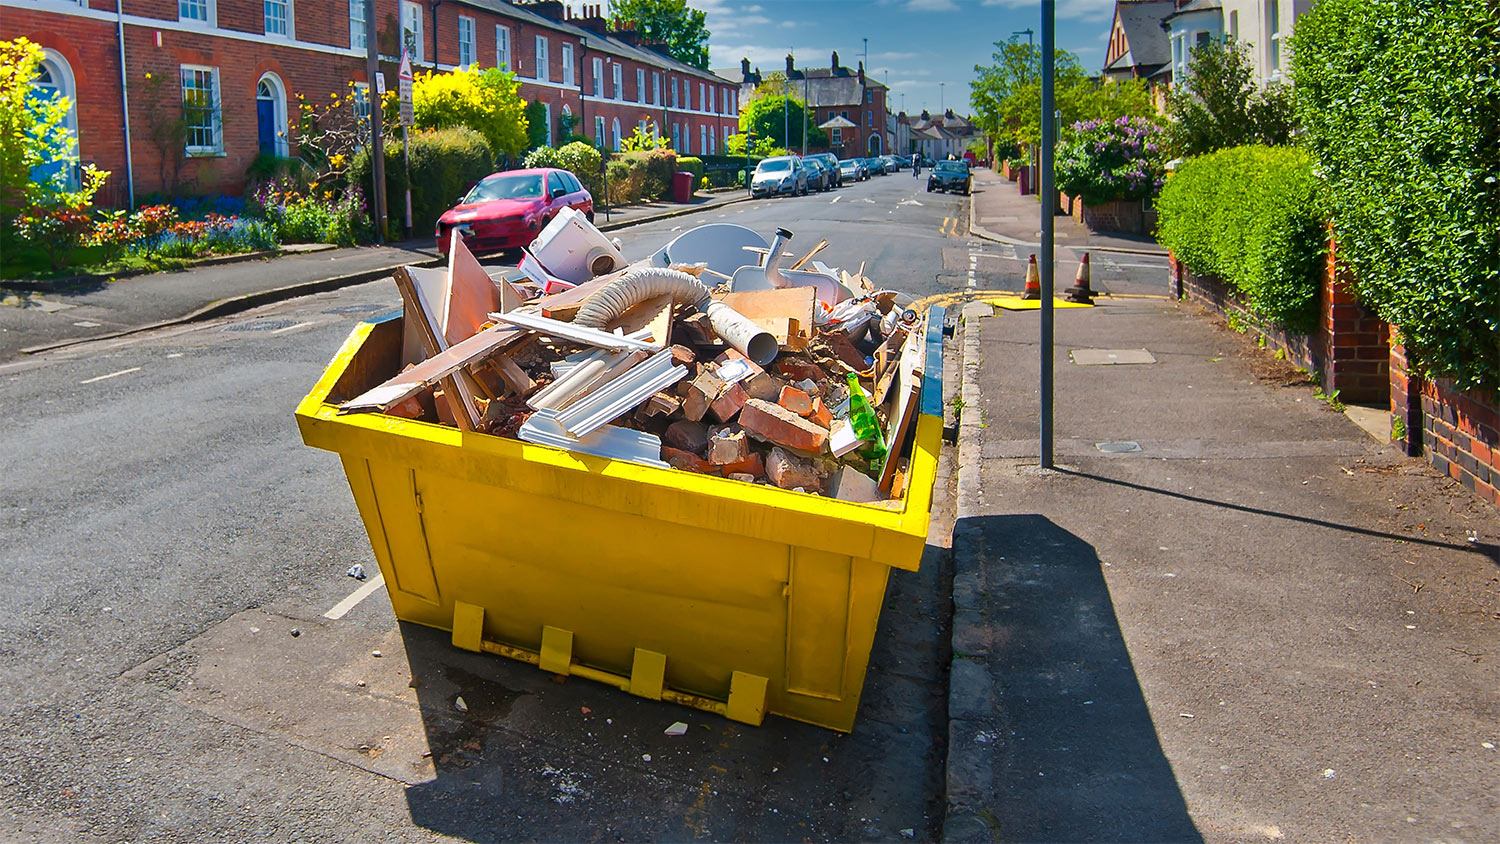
1054,116,1167,204
351,127,494,236
556,141,603,199
605,158,642,205
1291,0,1500,391
622,148,677,200
522,146,562,169
675,156,705,183
523,101,549,150
1156,145,1325,332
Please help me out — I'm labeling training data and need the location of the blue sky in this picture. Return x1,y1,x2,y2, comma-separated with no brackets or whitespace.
606,0,1123,117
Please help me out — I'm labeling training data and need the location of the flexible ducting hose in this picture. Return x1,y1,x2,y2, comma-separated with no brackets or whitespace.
571,267,779,365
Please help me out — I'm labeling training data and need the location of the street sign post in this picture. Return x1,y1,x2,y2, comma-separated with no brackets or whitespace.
363,0,386,243
398,50,414,234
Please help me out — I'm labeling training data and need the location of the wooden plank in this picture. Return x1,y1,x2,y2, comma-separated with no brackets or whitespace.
446,234,503,341
605,294,675,347
535,269,625,320
878,328,926,493
392,266,481,431
340,318,527,413
716,286,817,328
750,316,808,351
790,239,828,270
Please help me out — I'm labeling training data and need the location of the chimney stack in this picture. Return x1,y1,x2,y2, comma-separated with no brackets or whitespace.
786,54,795,76
831,50,839,71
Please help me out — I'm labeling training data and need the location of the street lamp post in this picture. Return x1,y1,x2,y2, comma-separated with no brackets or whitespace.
1040,0,1055,469
940,81,945,112
1012,28,1035,47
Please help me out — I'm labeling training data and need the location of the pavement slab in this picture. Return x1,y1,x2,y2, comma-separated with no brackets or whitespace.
947,295,1499,843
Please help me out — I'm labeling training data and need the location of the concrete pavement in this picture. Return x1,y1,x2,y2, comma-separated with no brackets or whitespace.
0,190,750,362
944,284,1498,841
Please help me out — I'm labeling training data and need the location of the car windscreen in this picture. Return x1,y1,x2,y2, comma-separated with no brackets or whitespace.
935,161,967,173
757,160,791,172
466,174,545,202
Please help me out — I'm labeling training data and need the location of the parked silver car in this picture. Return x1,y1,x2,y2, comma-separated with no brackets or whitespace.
751,156,808,197
839,158,869,181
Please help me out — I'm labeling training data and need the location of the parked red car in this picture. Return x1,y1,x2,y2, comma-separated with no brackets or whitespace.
435,168,594,255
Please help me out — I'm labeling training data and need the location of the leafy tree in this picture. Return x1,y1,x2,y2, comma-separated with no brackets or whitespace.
523,101,549,151
724,132,784,158
1,38,77,225
738,93,826,150
389,67,528,160
610,0,710,70
971,40,1153,153
1166,39,1294,157
620,125,670,152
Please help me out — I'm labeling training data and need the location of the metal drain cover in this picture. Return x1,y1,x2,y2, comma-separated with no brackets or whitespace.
224,318,297,332
1071,348,1156,365
1095,441,1142,453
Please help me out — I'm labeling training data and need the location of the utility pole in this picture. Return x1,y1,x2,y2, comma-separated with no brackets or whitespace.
364,0,386,244
940,81,945,112
801,73,808,157
1040,0,1056,469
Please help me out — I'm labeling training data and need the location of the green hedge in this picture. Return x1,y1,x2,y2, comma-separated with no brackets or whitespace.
351,127,495,236
1291,0,1500,390
675,156,704,182
1156,145,1325,332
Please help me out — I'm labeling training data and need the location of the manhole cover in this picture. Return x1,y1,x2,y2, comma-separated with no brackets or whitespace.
1095,441,1142,453
1071,348,1156,365
224,318,297,332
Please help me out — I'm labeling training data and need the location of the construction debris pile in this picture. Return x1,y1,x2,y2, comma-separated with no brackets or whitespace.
338,208,929,503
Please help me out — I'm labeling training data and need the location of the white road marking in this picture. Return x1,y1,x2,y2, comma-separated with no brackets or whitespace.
166,353,183,358
269,321,322,335
80,367,141,385
669,225,683,232
323,571,386,620
830,195,841,204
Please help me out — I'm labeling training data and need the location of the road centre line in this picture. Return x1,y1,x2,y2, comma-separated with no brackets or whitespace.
323,571,386,620
80,367,141,384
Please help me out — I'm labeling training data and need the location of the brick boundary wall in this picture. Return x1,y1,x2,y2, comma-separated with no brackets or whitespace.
1392,336,1499,506
1168,253,1321,375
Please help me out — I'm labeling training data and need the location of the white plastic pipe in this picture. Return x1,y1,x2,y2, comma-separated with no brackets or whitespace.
571,267,778,365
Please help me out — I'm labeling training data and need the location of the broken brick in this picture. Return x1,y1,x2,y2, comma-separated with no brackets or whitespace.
708,382,748,423
664,420,710,453
683,370,728,422
669,344,698,366
706,426,749,465
777,357,829,383
744,372,782,402
662,446,715,473
717,451,765,479
778,385,814,416
766,447,822,492
738,399,829,453
807,397,833,429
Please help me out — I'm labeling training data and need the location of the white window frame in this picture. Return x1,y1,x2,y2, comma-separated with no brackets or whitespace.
637,68,645,104
591,57,603,96
561,43,574,87
496,24,511,70
700,125,707,154
1266,0,1282,75
178,0,213,26
349,0,366,49
671,77,679,109
612,117,622,152
400,1,423,64
612,63,622,100
535,36,549,81
594,115,605,145
263,0,292,38
708,86,715,114
180,64,223,156
457,15,475,69
652,72,661,105
543,102,553,146
699,83,706,112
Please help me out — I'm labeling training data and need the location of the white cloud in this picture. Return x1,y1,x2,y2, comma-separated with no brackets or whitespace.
906,0,958,11
981,0,1115,22
873,51,919,61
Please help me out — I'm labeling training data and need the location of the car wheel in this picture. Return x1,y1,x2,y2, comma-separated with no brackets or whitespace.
586,210,595,222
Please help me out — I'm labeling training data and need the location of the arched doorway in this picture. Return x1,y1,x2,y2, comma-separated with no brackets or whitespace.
255,73,288,157
867,132,883,155
30,50,79,189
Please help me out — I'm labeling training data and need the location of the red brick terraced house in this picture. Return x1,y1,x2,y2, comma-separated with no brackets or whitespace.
1,0,743,206
716,52,890,158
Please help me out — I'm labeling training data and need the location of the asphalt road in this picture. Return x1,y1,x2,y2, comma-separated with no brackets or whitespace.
3,173,1142,843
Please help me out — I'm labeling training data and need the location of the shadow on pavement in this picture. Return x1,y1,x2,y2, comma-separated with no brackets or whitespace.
1057,468,1500,564
969,513,1201,843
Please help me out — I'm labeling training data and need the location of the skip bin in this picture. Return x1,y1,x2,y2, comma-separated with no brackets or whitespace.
295,307,946,732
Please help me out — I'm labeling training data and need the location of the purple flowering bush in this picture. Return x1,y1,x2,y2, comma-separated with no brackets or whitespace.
1055,117,1168,205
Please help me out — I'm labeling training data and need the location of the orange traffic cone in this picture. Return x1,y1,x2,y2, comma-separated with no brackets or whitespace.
1021,253,1041,300
1064,252,1095,303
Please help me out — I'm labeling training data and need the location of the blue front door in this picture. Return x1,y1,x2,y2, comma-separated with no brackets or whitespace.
257,98,276,154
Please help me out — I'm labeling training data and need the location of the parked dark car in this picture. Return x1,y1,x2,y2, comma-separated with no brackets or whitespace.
751,155,808,197
803,158,832,192
807,152,843,187
435,168,593,255
884,155,904,172
926,159,973,195
838,158,868,181
865,157,888,175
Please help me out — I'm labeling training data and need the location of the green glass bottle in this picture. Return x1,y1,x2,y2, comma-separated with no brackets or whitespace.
845,373,887,473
